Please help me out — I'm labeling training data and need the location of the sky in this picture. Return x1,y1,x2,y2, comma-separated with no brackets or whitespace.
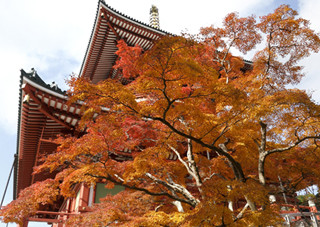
0,0,319,226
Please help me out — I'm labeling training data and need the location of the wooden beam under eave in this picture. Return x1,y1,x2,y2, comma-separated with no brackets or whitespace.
23,85,73,130
27,217,63,223
40,138,59,144
90,13,114,81
36,211,77,216
81,11,105,80
105,18,120,40
111,23,157,43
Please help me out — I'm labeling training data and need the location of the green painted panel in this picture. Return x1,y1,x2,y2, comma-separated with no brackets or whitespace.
94,183,125,203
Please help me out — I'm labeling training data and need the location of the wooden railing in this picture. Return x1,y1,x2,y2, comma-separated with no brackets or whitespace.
281,212,320,226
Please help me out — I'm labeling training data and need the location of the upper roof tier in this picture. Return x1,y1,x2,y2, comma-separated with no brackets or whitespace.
79,0,170,83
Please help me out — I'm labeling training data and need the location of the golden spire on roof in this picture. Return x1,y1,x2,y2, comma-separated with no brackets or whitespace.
150,5,160,29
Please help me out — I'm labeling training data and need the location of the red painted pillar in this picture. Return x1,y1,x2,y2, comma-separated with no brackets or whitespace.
20,218,28,227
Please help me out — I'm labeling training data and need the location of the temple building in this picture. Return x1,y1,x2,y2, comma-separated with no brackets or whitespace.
14,1,169,226
9,1,319,226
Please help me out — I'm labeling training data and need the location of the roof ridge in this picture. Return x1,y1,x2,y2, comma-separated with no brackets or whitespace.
20,68,66,95
100,1,171,35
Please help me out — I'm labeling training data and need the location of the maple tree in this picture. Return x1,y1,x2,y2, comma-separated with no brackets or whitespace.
2,5,320,226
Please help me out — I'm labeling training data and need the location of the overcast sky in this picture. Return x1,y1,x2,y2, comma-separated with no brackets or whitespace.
1,0,319,226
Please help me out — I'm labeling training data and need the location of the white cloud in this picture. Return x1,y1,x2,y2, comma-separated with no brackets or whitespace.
105,0,270,34
0,51,23,134
0,0,97,134
299,0,320,29
296,0,320,103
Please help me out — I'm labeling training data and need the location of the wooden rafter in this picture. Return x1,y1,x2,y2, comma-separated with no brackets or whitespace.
104,10,120,40
111,23,158,43
23,84,72,130
40,138,59,144
80,2,168,83
90,14,112,81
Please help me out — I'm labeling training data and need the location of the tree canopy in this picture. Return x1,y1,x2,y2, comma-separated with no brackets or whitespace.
2,5,320,226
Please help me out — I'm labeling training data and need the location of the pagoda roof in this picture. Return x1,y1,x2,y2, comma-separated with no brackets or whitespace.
79,0,170,83
14,69,82,199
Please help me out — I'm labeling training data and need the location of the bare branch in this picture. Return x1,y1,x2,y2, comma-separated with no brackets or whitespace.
203,172,227,182
186,139,203,186
148,115,246,182
88,173,195,207
234,203,249,221
267,135,320,155
145,172,200,207
258,119,320,186
167,141,202,188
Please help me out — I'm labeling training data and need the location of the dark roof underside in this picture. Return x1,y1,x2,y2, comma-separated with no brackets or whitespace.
79,1,170,83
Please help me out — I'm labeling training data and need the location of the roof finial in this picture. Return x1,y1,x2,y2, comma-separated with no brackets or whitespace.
150,5,160,29
31,68,36,77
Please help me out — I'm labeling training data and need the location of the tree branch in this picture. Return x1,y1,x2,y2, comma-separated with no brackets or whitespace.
168,140,202,194
145,173,200,207
257,120,320,186
88,173,195,207
148,116,246,182
258,121,267,185
267,135,320,155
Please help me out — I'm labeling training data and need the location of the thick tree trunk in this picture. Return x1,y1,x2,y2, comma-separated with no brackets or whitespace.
258,152,266,186
258,121,267,186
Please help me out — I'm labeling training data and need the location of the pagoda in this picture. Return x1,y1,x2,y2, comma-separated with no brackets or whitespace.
8,1,317,226
14,1,169,226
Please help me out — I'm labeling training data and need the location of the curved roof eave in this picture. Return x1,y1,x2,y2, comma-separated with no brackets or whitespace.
100,1,168,36
79,0,172,82
14,69,79,199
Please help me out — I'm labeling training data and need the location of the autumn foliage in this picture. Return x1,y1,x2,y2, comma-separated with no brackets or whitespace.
2,5,320,226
